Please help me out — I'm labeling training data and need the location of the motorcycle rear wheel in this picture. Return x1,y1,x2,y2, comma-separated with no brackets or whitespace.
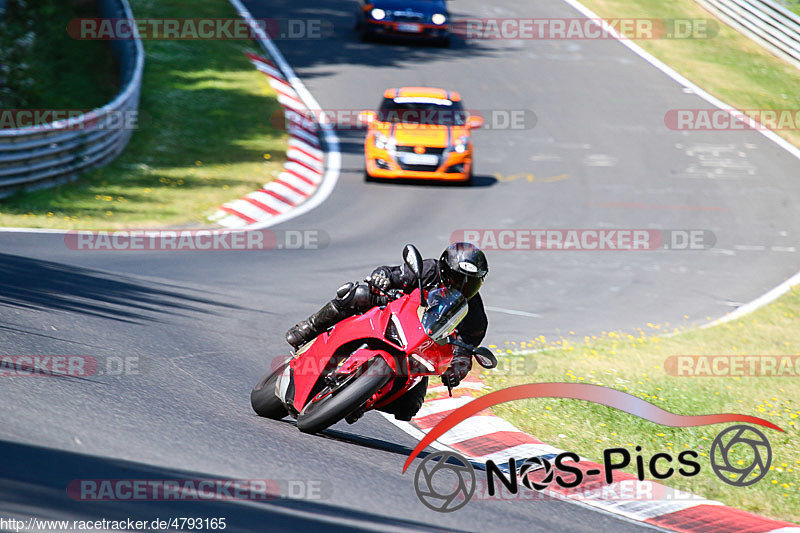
297,357,392,434
250,360,289,419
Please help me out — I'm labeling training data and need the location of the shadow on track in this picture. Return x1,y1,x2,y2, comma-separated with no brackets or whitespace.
0,253,242,323
266,417,490,471
242,0,504,75
365,175,498,188
0,439,467,533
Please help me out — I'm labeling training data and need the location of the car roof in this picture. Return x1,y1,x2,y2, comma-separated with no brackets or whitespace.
383,87,462,102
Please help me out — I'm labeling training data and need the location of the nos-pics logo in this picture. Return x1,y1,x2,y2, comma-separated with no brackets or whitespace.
413,425,773,512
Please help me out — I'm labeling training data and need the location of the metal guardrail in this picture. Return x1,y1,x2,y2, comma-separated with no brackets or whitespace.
0,0,144,198
695,0,800,69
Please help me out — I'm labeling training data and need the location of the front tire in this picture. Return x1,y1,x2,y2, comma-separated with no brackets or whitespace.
359,26,373,42
458,163,474,186
297,357,392,434
250,360,289,419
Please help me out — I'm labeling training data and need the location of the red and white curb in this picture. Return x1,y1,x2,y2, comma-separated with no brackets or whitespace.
208,52,324,228
212,0,340,230
384,375,799,532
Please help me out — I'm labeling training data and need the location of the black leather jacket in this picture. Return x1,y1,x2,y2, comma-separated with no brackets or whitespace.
371,258,487,349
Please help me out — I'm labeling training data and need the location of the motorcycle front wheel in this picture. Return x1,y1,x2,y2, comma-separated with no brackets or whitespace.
250,359,290,419
297,357,392,434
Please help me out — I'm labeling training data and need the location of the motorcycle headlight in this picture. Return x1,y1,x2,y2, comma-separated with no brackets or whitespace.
432,13,447,25
453,136,468,153
371,8,386,20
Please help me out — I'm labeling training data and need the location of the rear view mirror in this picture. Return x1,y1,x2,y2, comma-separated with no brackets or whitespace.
403,244,423,278
473,347,497,369
402,244,426,305
358,110,377,126
466,115,484,129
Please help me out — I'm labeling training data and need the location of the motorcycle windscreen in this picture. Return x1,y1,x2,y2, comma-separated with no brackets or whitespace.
421,288,468,344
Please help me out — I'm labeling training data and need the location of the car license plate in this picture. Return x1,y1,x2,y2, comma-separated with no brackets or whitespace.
401,153,439,166
397,23,421,33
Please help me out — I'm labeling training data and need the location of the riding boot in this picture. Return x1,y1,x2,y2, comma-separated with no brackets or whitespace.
285,301,347,349
378,376,428,421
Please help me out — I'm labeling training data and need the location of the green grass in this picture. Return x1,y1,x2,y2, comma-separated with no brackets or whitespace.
0,0,117,110
783,1,800,16
580,0,800,149
0,0,285,229
475,0,800,519
482,285,800,524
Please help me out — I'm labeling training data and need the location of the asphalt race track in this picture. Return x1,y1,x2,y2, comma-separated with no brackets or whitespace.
1,0,799,531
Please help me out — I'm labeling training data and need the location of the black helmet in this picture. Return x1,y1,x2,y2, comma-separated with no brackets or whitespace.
438,242,488,300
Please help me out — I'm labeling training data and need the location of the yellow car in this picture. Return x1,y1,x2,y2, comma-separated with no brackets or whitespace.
360,87,484,184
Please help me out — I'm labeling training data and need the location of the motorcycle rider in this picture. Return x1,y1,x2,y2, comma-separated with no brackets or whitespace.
285,242,489,421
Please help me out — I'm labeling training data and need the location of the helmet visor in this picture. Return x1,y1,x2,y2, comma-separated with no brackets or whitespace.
442,269,484,300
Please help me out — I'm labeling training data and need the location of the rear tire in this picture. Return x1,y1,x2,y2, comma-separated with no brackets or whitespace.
297,357,392,434
250,360,289,419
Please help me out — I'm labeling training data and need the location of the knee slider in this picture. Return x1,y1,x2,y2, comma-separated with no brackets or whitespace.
352,283,373,310
336,282,355,299
333,282,357,310
334,282,373,312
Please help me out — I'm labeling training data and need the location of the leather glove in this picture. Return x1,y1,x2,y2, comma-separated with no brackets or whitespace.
441,351,472,388
366,272,391,294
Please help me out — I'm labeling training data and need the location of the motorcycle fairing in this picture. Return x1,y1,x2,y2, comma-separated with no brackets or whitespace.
288,289,456,412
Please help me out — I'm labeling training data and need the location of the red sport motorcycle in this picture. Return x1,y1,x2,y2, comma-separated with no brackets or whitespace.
250,244,497,434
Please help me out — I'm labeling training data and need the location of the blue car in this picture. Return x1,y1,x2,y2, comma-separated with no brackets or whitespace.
355,0,451,47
